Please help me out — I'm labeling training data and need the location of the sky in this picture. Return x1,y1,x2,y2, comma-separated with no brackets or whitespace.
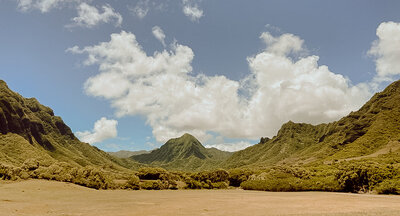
1,0,400,152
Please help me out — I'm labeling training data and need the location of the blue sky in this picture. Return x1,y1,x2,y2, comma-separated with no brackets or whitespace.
1,0,400,152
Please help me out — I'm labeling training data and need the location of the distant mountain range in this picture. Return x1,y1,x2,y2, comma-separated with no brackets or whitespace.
1,79,400,172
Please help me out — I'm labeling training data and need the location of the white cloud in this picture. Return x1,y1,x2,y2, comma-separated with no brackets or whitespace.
260,32,304,56
129,0,149,19
368,21,400,82
67,3,122,28
16,0,81,13
205,141,252,152
182,0,203,22
68,30,372,145
75,117,118,144
152,26,166,47
128,0,168,19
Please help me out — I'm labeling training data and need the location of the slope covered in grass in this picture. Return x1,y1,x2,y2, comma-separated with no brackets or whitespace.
224,80,400,168
131,133,232,171
0,80,138,170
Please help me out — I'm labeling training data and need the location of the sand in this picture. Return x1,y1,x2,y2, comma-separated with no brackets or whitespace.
1,180,400,216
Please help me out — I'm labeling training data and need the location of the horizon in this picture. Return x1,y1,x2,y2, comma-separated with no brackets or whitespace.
1,0,400,152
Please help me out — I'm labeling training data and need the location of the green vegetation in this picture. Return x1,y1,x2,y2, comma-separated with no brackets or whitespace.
0,80,138,171
184,169,229,189
131,133,232,171
375,179,400,195
124,175,140,190
2,78,400,194
223,80,400,169
0,160,113,189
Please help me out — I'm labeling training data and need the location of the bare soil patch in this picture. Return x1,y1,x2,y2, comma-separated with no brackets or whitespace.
1,180,400,216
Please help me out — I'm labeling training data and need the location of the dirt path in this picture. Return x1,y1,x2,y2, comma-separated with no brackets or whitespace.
1,180,400,216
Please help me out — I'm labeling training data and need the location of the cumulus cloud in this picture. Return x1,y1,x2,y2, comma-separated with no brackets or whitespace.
368,21,400,82
152,26,166,47
16,0,81,13
75,117,118,144
68,30,372,144
67,3,122,28
205,141,252,152
182,0,203,22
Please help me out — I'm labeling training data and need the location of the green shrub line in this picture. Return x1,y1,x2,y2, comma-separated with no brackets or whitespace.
1,159,400,194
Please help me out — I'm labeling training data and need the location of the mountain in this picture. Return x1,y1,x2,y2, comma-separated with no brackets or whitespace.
131,133,232,171
223,80,400,168
108,150,149,158
0,80,137,170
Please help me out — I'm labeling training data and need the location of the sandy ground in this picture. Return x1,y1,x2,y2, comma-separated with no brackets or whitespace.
1,180,400,216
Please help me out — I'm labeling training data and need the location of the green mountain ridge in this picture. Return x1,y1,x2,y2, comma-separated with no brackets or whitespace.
1,78,400,173
0,80,137,170
131,133,233,171
223,80,400,169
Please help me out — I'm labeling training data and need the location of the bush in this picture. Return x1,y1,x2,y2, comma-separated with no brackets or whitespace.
211,181,229,189
335,161,395,192
228,169,253,187
0,164,16,180
184,169,230,189
140,180,164,190
125,175,140,190
72,166,113,190
185,179,203,189
22,159,39,171
137,167,169,180
168,179,178,190
375,179,400,195
240,166,341,192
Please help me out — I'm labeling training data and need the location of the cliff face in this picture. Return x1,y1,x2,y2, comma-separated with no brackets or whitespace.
0,80,75,151
0,80,136,170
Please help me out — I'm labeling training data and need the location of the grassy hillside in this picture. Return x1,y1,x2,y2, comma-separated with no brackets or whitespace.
131,133,232,171
223,80,400,169
0,80,138,171
108,150,149,158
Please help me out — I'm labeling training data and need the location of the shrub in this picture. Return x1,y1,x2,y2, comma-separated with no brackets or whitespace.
240,166,341,192
137,167,169,180
125,175,140,190
375,179,400,195
184,169,230,189
190,169,229,183
140,180,163,190
211,181,229,189
228,169,253,187
71,166,113,190
22,159,39,171
0,164,16,180
335,161,395,192
185,179,203,189
168,179,178,190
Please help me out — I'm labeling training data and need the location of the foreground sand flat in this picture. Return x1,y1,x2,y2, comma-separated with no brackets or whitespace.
1,180,400,216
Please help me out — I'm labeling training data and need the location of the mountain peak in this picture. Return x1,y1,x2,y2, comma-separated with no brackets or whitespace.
0,80,8,88
181,133,196,139
132,133,208,164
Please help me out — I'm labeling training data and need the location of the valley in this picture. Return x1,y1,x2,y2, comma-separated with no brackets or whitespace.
1,79,400,194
